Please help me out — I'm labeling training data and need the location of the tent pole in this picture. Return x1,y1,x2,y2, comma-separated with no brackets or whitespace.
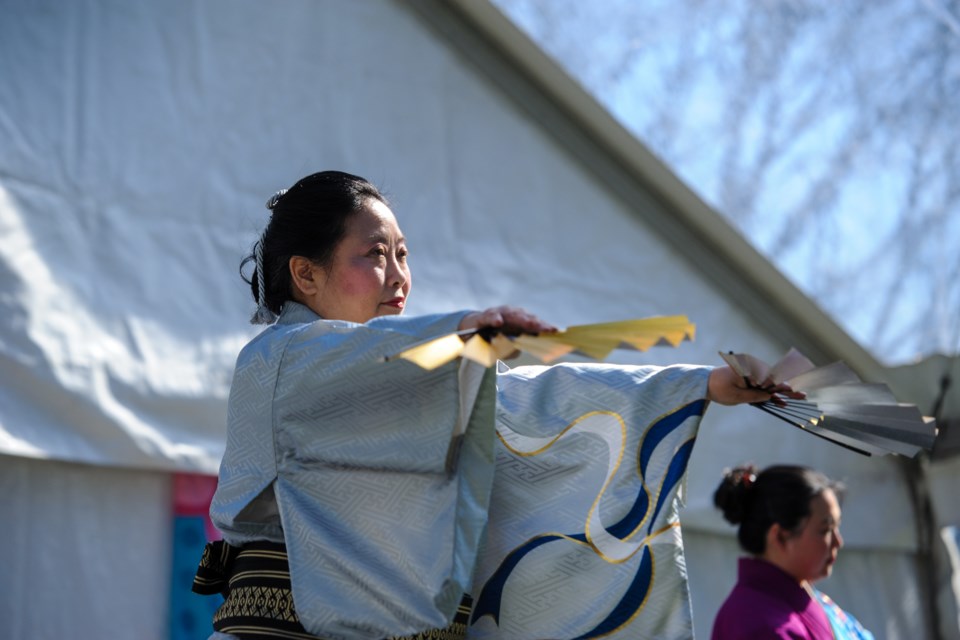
900,452,942,640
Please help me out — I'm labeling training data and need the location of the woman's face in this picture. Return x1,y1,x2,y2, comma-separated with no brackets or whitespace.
306,199,412,323
783,489,843,583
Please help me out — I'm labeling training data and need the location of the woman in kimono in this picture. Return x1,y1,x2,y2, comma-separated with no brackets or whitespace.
711,465,874,639
194,170,795,640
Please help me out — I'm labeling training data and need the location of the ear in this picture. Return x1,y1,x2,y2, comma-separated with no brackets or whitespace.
288,256,323,297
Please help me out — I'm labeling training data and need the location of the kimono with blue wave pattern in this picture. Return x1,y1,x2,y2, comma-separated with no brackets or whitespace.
211,303,710,640
472,362,709,639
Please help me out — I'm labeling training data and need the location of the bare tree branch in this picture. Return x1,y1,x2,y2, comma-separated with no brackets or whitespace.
493,0,960,362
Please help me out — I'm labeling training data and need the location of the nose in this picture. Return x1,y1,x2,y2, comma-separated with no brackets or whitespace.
834,529,843,550
387,254,408,288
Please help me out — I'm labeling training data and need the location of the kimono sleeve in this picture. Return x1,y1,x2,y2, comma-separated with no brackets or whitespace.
470,362,712,640
270,314,498,639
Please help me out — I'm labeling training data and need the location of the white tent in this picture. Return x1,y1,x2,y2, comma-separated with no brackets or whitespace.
1,0,957,638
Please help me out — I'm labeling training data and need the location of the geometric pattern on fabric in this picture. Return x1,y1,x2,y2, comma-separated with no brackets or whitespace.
216,585,298,623
210,303,495,639
207,542,472,640
470,363,710,640
212,543,306,638
192,539,240,596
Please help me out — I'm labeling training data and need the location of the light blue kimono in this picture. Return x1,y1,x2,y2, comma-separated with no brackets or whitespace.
212,303,712,640
211,302,497,639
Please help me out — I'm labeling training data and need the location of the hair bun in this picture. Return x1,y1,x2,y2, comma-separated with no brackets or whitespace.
265,189,288,210
714,464,758,525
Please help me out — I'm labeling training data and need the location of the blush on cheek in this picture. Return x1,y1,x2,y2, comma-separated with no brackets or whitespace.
339,278,376,297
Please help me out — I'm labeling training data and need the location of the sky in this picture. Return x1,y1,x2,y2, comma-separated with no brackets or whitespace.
489,0,960,367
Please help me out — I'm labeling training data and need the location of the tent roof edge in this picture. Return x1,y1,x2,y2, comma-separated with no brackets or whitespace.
404,0,887,384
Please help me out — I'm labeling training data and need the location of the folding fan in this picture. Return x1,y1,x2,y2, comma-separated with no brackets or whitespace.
721,348,938,457
388,316,696,371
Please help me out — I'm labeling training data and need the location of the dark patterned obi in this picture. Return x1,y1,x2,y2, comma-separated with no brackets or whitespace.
192,541,471,640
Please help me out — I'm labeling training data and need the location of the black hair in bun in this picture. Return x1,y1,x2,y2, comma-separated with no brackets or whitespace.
241,171,389,322
714,464,759,525
713,464,840,555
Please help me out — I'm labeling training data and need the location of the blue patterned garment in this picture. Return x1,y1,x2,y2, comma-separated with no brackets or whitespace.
210,303,497,640
211,303,713,640
471,362,710,639
813,588,876,640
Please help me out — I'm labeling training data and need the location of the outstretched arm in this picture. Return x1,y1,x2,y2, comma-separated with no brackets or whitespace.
460,309,800,407
707,365,805,406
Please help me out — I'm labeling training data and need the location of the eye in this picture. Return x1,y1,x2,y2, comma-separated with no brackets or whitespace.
369,246,387,258
397,247,409,261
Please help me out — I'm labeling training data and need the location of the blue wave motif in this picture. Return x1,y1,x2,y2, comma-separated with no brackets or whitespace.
472,533,588,624
471,399,705,637
572,546,652,640
608,399,706,539
648,437,695,534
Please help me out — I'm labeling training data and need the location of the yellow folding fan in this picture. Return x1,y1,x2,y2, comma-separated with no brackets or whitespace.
389,316,696,371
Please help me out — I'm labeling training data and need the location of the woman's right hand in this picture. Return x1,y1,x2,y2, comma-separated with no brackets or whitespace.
707,365,805,406
459,306,557,336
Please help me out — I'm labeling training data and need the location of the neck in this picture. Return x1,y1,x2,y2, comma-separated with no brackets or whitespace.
758,553,802,584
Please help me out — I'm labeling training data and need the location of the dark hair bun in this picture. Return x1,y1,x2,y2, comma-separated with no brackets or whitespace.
713,464,758,525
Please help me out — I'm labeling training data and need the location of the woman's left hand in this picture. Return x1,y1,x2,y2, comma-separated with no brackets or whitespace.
707,365,806,406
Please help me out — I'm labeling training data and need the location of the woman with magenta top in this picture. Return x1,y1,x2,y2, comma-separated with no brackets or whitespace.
712,464,874,639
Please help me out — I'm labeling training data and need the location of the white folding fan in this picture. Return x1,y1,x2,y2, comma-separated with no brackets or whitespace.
720,348,937,457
